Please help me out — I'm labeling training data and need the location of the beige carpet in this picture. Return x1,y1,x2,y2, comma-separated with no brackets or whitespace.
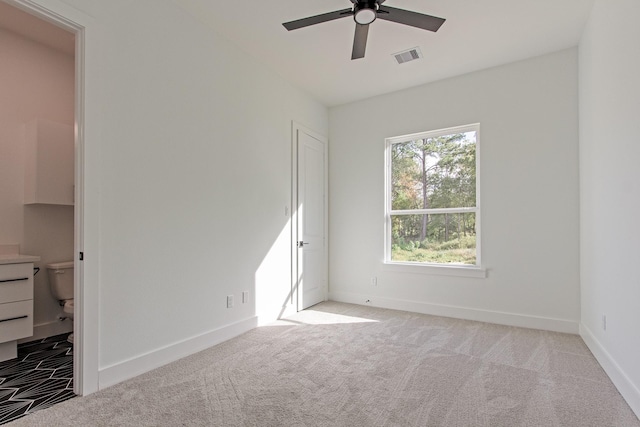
8,302,639,426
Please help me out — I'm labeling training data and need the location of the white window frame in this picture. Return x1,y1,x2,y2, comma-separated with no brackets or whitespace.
384,123,486,278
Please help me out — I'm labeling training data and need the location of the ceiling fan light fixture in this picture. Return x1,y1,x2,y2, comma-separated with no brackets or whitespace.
354,8,376,25
353,1,377,25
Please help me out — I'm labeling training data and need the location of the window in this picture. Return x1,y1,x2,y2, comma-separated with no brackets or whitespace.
385,124,480,268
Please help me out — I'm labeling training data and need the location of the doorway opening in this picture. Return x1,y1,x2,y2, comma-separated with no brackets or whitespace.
0,0,87,405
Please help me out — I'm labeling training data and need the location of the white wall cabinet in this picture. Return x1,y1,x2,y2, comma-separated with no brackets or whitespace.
0,260,35,362
24,119,74,206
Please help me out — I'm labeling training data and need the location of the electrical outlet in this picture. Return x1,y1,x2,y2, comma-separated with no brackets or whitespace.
242,291,249,303
602,314,607,331
227,295,234,308
371,276,377,286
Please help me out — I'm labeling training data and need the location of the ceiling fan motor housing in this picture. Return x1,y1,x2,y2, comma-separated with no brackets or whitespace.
354,0,378,25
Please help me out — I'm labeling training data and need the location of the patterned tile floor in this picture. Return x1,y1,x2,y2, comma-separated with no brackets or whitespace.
0,334,75,425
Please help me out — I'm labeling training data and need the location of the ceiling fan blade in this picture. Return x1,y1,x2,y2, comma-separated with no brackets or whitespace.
351,23,369,60
377,6,445,32
283,8,352,31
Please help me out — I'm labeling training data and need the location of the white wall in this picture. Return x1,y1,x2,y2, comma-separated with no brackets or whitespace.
25,0,328,389
579,0,640,416
0,28,75,338
329,49,580,332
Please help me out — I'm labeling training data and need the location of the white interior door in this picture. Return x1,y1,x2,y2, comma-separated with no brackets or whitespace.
295,125,327,310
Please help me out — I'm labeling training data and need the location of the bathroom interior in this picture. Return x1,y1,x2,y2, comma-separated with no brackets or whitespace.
0,2,77,420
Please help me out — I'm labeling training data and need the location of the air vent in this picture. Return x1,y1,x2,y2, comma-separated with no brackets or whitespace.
393,47,422,64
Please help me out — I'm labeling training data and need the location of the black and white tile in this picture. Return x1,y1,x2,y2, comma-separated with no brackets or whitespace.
0,334,75,425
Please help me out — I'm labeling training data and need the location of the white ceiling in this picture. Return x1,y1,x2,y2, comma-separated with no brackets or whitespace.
176,0,595,106
0,1,595,107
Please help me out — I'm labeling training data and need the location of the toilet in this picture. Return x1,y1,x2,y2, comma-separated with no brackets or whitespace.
46,261,74,344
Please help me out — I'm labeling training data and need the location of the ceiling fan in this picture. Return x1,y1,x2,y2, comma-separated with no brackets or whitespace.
282,0,446,60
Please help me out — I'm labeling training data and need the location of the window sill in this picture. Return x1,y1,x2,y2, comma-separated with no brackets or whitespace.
382,262,487,278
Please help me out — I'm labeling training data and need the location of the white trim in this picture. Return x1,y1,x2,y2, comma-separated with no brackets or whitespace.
6,0,81,29
391,207,477,215
258,303,297,326
291,121,329,312
329,290,578,334
7,0,97,396
72,25,90,396
475,124,482,266
291,123,298,311
386,123,482,145
580,323,640,419
382,262,487,278
98,316,258,390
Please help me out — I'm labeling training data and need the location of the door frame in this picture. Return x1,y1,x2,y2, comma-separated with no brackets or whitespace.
7,0,97,395
291,121,329,312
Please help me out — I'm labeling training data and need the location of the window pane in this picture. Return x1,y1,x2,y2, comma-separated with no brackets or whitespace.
390,213,476,264
391,131,476,210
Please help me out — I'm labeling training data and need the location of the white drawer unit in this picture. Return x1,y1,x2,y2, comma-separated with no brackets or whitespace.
0,300,33,342
0,257,38,362
0,263,34,303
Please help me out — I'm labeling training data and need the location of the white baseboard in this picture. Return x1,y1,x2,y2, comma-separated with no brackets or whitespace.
278,303,298,320
328,291,578,334
580,323,640,419
98,316,258,390
257,303,297,326
18,319,73,344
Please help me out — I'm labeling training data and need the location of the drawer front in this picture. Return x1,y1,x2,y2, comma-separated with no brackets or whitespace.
0,263,34,303
0,300,33,343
